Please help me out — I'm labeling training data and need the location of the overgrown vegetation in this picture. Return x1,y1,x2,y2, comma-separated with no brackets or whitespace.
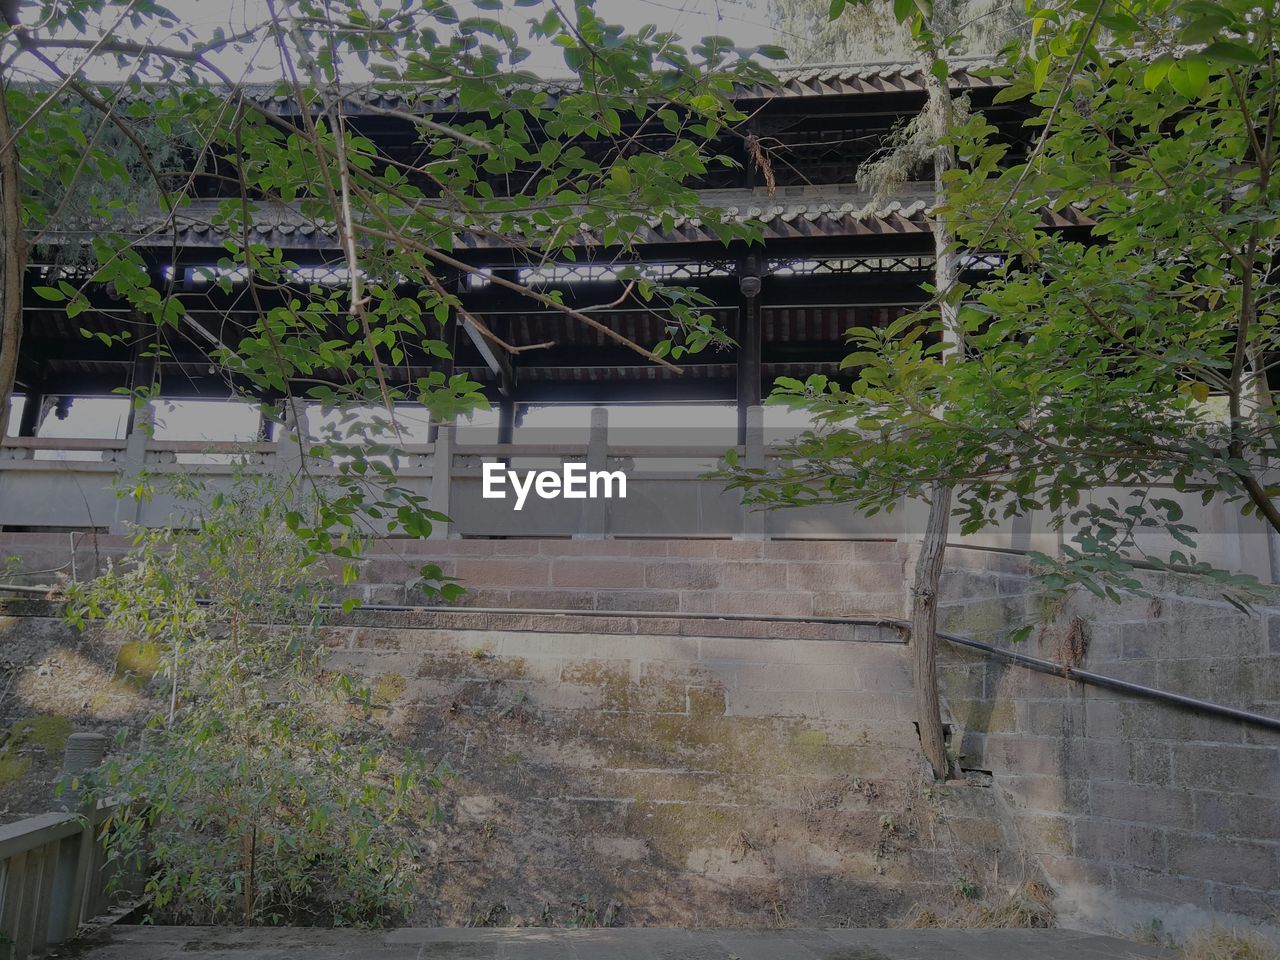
1180,929,1280,960
723,0,1280,611
66,475,443,927
901,880,1055,928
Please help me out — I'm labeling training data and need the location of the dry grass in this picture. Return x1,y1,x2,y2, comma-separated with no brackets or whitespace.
900,881,1055,929
1181,929,1280,960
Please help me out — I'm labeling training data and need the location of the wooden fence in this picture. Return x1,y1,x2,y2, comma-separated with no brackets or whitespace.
0,804,118,959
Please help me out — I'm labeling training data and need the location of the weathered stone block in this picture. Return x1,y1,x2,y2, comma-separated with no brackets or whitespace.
645,561,719,590
1192,791,1280,842
790,562,902,595
937,596,1027,643
1129,742,1173,786
950,699,1018,736
686,685,726,719
1089,781,1195,829
1082,698,1123,737
1072,817,1129,862
814,691,913,722
503,588,597,611
1111,866,1210,907
551,559,646,589
810,591,904,618
591,590,680,613
938,663,985,701
983,733,1064,777
716,562,789,591
454,557,551,588
763,541,862,562
1121,616,1263,661
698,636,789,664
1065,738,1131,783
1015,699,1085,737
1124,824,1168,871
723,688,816,718
588,634,700,663
660,540,722,558
998,773,1088,814
1019,814,1073,854
1167,833,1277,887
1172,742,1280,797
1037,853,1113,891
1208,880,1280,920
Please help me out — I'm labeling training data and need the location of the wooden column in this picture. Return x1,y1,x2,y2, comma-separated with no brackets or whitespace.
428,268,460,444
123,349,157,437
16,387,43,437
735,258,764,446
497,393,516,445
258,395,291,443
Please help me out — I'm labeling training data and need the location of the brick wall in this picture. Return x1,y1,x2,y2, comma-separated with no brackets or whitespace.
348,538,912,620
934,548,1280,938
0,532,1275,935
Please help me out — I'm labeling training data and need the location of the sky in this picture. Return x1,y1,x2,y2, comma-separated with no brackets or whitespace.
54,0,786,81
17,0,818,448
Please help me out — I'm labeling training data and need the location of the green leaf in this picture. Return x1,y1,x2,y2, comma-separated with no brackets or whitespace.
1169,56,1210,98
1178,13,1232,44
828,0,847,19
1202,40,1260,64
1033,54,1052,92
1143,54,1173,90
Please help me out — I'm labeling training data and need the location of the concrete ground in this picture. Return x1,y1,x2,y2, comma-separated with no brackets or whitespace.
61,925,1169,959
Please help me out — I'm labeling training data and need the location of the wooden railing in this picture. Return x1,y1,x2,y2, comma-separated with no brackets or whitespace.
0,733,134,960
0,804,123,960
0,406,1273,579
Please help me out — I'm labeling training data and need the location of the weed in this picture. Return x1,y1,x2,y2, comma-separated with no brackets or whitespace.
901,881,1055,929
1180,929,1280,960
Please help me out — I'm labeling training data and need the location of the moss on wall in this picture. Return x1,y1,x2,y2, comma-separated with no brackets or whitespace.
114,641,165,687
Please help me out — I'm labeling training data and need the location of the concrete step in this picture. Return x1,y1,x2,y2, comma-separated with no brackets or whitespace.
68,925,1170,960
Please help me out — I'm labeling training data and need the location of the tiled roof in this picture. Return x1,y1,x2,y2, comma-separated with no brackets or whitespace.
738,57,1004,98
42,181,1091,252
236,56,1005,115
43,186,940,250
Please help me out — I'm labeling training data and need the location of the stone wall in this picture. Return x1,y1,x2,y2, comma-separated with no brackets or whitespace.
934,548,1280,939
319,612,1022,926
0,533,909,619
0,601,1021,927
0,533,1275,935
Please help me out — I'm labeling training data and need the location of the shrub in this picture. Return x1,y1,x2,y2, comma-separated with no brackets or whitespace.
67,474,442,926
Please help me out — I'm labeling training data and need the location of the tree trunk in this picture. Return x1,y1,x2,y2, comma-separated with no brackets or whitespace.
908,49,960,783
911,480,952,780
0,70,25,436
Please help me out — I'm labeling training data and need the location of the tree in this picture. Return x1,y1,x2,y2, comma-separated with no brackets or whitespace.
722,0,1280,782
768,0,1024,64
0,0,781,570
724,0,1278,611
67,473,443,926
760,0,1031,781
